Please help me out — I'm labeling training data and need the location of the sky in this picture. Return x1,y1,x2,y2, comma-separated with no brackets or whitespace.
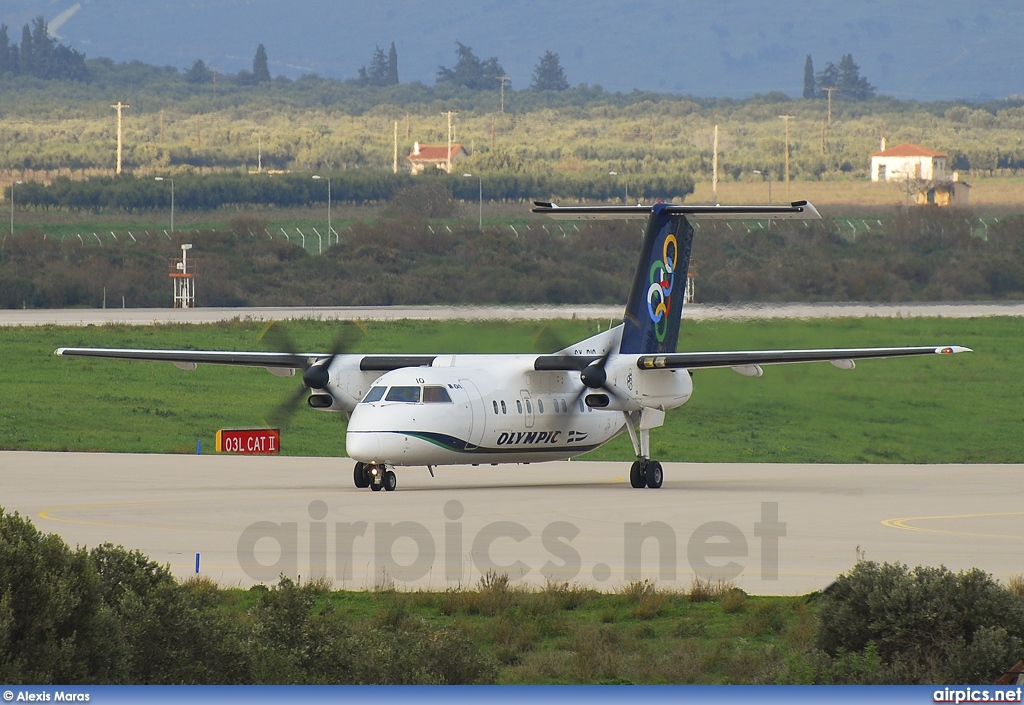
3,0,1022,101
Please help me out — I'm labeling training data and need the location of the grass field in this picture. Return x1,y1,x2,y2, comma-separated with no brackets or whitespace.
1,316,1010,462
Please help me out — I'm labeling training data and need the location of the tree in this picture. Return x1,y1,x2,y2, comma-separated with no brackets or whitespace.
0,25,10,76
185,59,213,84
30,16,53,77
802,55,815,99
816,60,839,95
436,41,504,91
252,44,271,83
19,23,32,76
531,50,569,91
817,54,874,101
387,42,399,85
837,53,874,100
359,46,391,87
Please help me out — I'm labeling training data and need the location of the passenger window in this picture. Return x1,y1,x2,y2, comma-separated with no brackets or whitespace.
560,399,567,413
493,400,499,414
385,386,421,403
526,399,533,413
516,400,523,414
501,400,507,414
423,385,453,403
362,386,386,403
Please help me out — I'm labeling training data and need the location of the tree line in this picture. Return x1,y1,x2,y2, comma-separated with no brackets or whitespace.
6,171,694,212
0,16,88,81
2,199,1023,310
802,54,875,101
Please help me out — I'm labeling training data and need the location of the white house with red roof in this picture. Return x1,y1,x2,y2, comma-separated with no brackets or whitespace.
407,141,468,175
870,141,948,182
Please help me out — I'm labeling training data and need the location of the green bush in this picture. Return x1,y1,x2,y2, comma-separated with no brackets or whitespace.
815,561,1024,683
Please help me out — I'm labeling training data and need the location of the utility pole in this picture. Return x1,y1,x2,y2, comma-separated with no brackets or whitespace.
443,110,458,172
779,115,794,200
824,87,836,126
498,76,510,113
257,137,262,173
111,102,129,175
712,124,719,204
393,121,398,174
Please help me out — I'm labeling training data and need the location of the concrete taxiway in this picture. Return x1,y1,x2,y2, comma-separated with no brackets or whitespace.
3,301,1024,327
3,451,1020,595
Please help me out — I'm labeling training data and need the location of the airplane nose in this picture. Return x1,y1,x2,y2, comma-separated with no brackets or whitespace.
346,431,381,461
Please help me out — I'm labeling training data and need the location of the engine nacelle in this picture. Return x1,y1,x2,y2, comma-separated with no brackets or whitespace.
590,362,694,412
631,367,693,410
306,355,396,413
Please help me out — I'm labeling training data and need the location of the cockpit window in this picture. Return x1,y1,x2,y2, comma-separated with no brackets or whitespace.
385,386,421,403
362,386,386,403
422,385,453,403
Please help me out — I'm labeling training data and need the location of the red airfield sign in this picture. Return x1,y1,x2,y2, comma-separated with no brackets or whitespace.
216,428,280,455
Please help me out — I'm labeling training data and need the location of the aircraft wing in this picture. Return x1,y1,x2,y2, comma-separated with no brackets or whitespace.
635,345,972,371
54,347,436,372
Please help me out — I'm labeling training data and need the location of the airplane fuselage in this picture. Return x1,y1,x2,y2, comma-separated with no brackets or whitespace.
345,355,637,466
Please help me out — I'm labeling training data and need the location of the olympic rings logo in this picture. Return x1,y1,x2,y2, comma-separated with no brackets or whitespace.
646,233,678,342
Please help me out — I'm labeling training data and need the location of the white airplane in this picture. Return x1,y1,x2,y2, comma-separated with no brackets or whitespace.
56,200,970,491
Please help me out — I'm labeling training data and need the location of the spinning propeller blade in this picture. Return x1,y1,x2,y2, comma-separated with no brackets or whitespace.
260,321,365,427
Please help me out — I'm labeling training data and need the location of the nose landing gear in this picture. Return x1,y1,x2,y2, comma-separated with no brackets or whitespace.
354,462,397,491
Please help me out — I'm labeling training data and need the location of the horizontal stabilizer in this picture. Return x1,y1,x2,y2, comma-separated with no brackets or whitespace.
636,345,972,371
532,200,821,221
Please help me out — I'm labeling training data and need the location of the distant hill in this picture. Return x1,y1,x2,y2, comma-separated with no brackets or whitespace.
2,0,1022,100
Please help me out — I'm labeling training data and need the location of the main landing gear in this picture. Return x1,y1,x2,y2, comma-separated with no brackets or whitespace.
623,408,667,489
629,459,664,489
353,461,396,491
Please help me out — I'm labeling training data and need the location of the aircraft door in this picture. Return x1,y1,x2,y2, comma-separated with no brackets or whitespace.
458,379,486,449
520,390,535,429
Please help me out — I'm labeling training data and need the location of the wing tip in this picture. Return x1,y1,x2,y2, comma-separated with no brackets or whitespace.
937,345,972,354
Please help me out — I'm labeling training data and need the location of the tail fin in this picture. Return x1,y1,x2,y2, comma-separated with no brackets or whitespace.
531,199,821,355
619,203,694,354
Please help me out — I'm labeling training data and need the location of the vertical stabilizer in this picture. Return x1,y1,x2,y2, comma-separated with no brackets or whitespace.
619,203,694,355
531,199,819,353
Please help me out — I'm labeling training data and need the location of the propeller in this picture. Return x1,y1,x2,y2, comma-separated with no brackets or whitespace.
532,323,625,407
259,320,365,427
577,350,628,408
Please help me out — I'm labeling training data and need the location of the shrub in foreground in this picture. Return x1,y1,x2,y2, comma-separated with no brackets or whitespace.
815,561,1024,683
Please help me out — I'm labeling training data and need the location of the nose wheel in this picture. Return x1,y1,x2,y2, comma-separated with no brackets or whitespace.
355,462,397,491
353,461,370,488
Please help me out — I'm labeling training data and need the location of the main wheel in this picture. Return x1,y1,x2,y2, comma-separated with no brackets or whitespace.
383,470,397,492
629,460,646,488
353,462,370,488
370,481,382,492
645,460,664,489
